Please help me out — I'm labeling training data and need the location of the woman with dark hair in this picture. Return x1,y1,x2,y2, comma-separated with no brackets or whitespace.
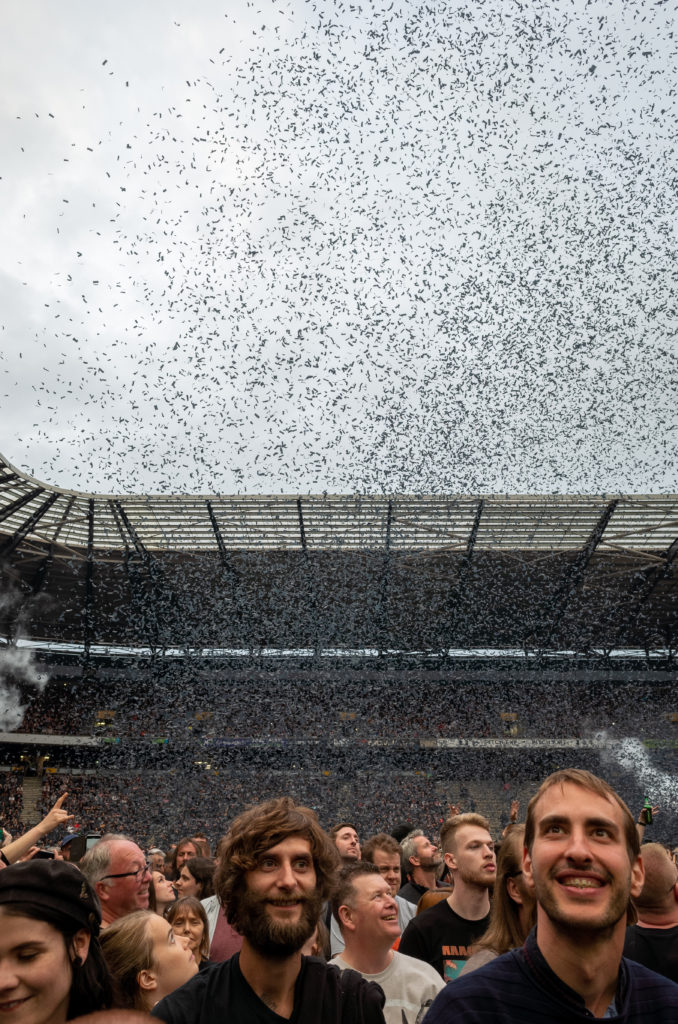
165,897,211,969
0,859,112,1024
173,857,215,901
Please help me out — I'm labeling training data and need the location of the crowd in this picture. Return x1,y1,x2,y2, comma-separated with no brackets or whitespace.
0,769,676,1024
15,672,678,743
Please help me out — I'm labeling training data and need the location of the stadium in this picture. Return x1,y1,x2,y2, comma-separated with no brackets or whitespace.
1,450,676,846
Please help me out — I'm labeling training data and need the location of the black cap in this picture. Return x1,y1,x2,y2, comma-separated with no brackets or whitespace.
0,860,102,936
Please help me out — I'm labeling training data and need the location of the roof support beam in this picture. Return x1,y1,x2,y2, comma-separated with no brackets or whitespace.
376,500,394,653
607,533,678,649
536,499,618,649
206,500,250,648
0,488,44,525
114,501,165,650
297,498,308,554
0,493,60,560
444,499,484,649
83,499,95,666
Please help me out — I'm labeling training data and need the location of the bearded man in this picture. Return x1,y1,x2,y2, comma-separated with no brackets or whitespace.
152,797,385,1024
399,813,496,980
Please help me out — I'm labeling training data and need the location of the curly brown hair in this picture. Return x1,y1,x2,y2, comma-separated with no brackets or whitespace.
214,797,340,934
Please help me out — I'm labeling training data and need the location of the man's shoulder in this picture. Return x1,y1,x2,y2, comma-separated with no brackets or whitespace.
623,955,678,998
152,960,230,1021
393,949,446,982
404,898,451,930
423,951,545,1024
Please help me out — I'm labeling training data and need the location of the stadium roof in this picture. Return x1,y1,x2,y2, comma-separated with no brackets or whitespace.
1,452,676,653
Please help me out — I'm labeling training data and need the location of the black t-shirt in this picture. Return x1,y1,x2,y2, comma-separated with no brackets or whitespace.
624,924,678,983
151,953,385,1024
399,899,490,982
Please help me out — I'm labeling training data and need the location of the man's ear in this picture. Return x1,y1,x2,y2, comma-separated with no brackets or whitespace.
95,880,110,905
138,968,158,994
443,850,456,873
522,845,535,892
630,854,644,901
338,904,355,933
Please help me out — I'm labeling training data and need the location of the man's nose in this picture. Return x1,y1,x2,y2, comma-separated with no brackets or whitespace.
564,827,594,861
276,860,297,888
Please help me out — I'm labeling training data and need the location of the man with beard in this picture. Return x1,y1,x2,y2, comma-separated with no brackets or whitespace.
399,814,495,980
151,797,386,1024
398,831,444,909
425,770,678,1022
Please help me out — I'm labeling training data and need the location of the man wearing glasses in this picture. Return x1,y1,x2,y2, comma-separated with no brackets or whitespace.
80,832,151,926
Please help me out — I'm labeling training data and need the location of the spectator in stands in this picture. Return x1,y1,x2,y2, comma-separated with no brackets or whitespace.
362,832,416,932
327,823,361,956
166,897,211,970
167,839,200,881
151,871,176,917
149,849,166,874
191,834,211,858
101,910,197,1011
332,862,444,1024
426,769,678,1022
151,797,386,1024
399,814,495,980
174,857,215,901
459,823,536,975
398,830,444,909
0,793,73,866
80,835,151,926
624,842,678,982
330,823,361,864
0,860,112,1022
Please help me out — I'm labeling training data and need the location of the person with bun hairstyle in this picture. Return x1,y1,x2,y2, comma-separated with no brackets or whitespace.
0,859,112,1024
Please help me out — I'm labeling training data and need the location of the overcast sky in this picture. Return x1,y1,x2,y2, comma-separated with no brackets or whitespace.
1,0,676,496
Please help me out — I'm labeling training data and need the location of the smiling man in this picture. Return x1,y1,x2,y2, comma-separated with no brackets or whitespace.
425,769,678,1022
399,814,496,980
152,798,386,1024
80,834,151,926
332,862,444,1024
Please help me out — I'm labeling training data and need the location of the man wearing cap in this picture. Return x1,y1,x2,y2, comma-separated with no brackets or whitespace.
80,833,151,927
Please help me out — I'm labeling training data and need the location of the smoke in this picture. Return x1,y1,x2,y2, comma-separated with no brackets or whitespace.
0,646,49,732
0,580,50,731
611,736,678,814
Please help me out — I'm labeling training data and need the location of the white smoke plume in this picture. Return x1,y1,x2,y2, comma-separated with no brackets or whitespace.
0,579,50,731
0,646,49,732
612,736,678,814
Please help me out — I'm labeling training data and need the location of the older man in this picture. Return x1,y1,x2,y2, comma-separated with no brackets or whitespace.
426,769,678,1022
152,797,386,1024
332,862,444,1024
80,832,151,926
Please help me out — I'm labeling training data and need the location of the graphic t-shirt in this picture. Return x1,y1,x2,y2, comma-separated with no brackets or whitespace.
399,900,490,981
